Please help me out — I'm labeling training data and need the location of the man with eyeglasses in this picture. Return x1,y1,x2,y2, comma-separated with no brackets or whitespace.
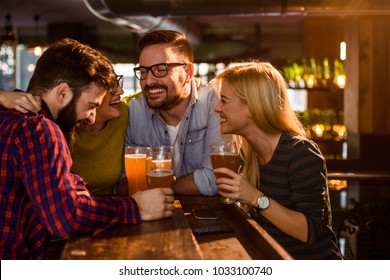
125,30,224,196
0,38,174,259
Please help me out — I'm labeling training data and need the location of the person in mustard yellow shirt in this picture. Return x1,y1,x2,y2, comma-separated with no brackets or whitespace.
70,76,138,194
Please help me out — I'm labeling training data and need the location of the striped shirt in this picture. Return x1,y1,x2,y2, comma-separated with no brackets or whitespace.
0,102,140,259
250,132,342,259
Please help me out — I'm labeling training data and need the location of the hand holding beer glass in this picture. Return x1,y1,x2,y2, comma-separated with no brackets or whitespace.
210,140,240,203
125,146,151,195
147,151,174,189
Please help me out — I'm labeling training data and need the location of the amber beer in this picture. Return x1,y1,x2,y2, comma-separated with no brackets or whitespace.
152,159,172,170
151,151,173,170
125,154,147,195
147,169,174,189
210,153,240,178
125,146,151,195
146,156,152,173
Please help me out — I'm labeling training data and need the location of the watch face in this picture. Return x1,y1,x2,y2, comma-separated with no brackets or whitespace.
257,196,270,210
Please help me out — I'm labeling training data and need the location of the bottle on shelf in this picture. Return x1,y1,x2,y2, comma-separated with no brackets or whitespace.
333,59,346,89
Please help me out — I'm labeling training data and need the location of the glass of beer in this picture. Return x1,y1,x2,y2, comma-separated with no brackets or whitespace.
152,145,174,155
210,141,240,203
151,151,173,170
152,145,175,167
125,146,151,195
147,151,174,189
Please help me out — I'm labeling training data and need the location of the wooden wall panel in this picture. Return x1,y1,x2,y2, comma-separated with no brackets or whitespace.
346,16,390,134
358,17,375,133
372,17,390,133
304,16,390,160
344,17,359,133
302,17,344,61
344,16,390,159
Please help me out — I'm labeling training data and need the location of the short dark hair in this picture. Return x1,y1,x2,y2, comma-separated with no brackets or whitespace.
138,30,194,63
27,38,116,101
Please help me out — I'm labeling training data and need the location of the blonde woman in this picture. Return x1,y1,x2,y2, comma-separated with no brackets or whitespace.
213,62,342,260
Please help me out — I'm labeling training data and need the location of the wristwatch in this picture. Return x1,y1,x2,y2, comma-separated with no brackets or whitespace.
256,194,270,210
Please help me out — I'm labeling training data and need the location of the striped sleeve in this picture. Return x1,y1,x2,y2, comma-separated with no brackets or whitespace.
287,138,329,244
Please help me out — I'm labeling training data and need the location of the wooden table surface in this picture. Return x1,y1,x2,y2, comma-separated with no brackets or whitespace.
61,201,203,260
61,196,292,260
178,196,292,260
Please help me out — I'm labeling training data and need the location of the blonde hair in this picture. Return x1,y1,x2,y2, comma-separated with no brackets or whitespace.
215,61,305,186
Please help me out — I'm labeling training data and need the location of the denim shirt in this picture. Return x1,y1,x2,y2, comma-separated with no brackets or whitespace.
124,79,223,195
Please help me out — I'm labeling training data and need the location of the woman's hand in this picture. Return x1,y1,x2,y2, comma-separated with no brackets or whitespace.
215,167,308,242
214,167,260,206
0,91,41,114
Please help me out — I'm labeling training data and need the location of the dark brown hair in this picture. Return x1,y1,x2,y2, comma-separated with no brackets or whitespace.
27,38,116,101
138,30,194,63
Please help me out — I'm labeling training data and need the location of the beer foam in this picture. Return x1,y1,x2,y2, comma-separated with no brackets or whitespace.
147,169,173,177
125,154,147,158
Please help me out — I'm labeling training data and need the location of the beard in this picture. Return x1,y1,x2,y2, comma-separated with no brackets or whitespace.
144,76,186,110
144,85,180,110
56,97,78,151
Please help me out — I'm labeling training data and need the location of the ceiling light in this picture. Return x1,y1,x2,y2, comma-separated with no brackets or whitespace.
1,13,15,44
27,14,46,57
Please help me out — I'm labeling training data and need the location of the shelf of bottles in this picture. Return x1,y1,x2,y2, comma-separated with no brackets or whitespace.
283,57,346,90
297,109,347,159
282,58,347,159
190,60,347,146
296,108,346,142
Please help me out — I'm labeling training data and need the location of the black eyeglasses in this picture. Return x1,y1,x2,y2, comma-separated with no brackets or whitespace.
133,63,187,80
112,75,124,95
117,75,124,88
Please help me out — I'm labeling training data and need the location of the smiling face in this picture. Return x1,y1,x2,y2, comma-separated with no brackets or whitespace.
94,84,124,124
138,43,192,110
214,80,252,135
56,82,106,147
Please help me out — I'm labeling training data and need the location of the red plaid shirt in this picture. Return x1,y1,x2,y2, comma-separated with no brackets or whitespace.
0,102,140,259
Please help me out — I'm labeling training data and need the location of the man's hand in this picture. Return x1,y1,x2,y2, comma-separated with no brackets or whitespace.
0,91,41,114
133,188,175,221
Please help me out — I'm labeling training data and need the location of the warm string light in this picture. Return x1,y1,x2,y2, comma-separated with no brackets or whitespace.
1,13,15,44
33,46,43,56
312,124,324,138
306,75,315,88
336,42,347,88
336,75,346,88
340,41,346,61
310,123,347,140
28,14,46,57
1,13,16,90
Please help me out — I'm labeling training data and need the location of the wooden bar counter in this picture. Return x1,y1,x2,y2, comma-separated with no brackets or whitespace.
61,196,292,260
